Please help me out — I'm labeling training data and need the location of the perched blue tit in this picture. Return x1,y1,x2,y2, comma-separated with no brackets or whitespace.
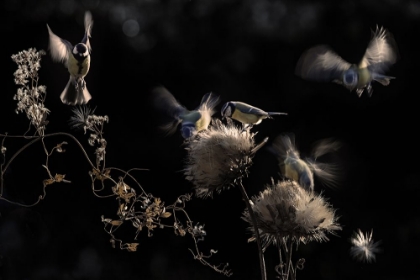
295,26,398,97
220,101,287,129
270,134,341,192
152,86,220,139
47,11,93,105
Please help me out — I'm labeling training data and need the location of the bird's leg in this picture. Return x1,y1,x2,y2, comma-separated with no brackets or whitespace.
74,79,80,92
81,78,86,90
241,124,252,134
74,78,86,93
355,88,364,98
77,77,86,90
366,83,373,97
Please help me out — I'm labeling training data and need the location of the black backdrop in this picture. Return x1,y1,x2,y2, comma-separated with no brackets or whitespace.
1,0,419,279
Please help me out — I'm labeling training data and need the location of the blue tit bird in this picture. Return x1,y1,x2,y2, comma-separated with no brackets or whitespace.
269,134,341,192
47,11,93,105
152,86,220,139
295,25,398,97
220,101,287,129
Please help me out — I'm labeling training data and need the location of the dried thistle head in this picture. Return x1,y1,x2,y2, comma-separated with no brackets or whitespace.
184,118,267,198
350,229,381,263
242,180,341,251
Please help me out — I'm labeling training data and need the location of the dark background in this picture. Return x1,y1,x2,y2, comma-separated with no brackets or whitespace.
1,0,419,279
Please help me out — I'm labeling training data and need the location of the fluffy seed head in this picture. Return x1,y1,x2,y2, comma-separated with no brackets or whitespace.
350,229,381,263
242,180,341,251
184,119,266,198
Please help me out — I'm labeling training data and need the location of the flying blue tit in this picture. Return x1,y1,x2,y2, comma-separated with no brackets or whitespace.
152,86,220,139
269,134,341,192
47,11,93,105
295,25,398,97
220,101,287,129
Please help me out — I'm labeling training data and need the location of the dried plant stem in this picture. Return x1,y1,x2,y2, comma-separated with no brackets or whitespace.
276,245,285,278
275,239,297,280
287,241,295,280
238,180,267,280
1,132,98,196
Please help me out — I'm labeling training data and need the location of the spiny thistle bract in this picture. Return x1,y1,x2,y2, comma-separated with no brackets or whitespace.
350,229,381,263
183,118,267,198
242,180,341,251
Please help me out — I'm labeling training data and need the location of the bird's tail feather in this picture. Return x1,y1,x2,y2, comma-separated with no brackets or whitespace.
267,112,288,116
60,76,92,105
372,73,395,86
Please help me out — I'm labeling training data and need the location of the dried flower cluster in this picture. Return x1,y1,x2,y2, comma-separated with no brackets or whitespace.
350,229,381,263
3,47,231,278
11,48,49,135
184,119,265,198
101,178,172,243
70,106,109,165
242,180,341,251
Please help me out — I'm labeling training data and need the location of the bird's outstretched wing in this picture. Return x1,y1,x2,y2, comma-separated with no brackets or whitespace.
311,138,341,160
359,26,398,71
307,137,342,190
295,44,351,82
81,10,94,53
197,92,220,115
235,102,271,116
306,160,340,190
47,24,73,66
269,133,299,160
152,86,188,136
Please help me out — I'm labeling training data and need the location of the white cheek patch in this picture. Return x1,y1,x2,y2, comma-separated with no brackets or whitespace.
226,107,232,117
73,47,78,55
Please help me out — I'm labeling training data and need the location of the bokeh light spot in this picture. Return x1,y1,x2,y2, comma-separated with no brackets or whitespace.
123,19,140,37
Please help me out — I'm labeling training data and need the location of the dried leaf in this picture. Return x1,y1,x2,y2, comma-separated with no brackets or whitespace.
154,197,161,206
179,228,186,236
43,178,54,185
54,173,65,182
112,180,136,202
160,212,172,218
117,203,128,216
92,168,111,181
55,141,68,153
126,243,139,252
110,220,123,226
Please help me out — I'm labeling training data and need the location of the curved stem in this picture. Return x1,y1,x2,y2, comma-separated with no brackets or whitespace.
238,180,267,280
1,132,98,197
107,167,148,194
1,132,97,176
